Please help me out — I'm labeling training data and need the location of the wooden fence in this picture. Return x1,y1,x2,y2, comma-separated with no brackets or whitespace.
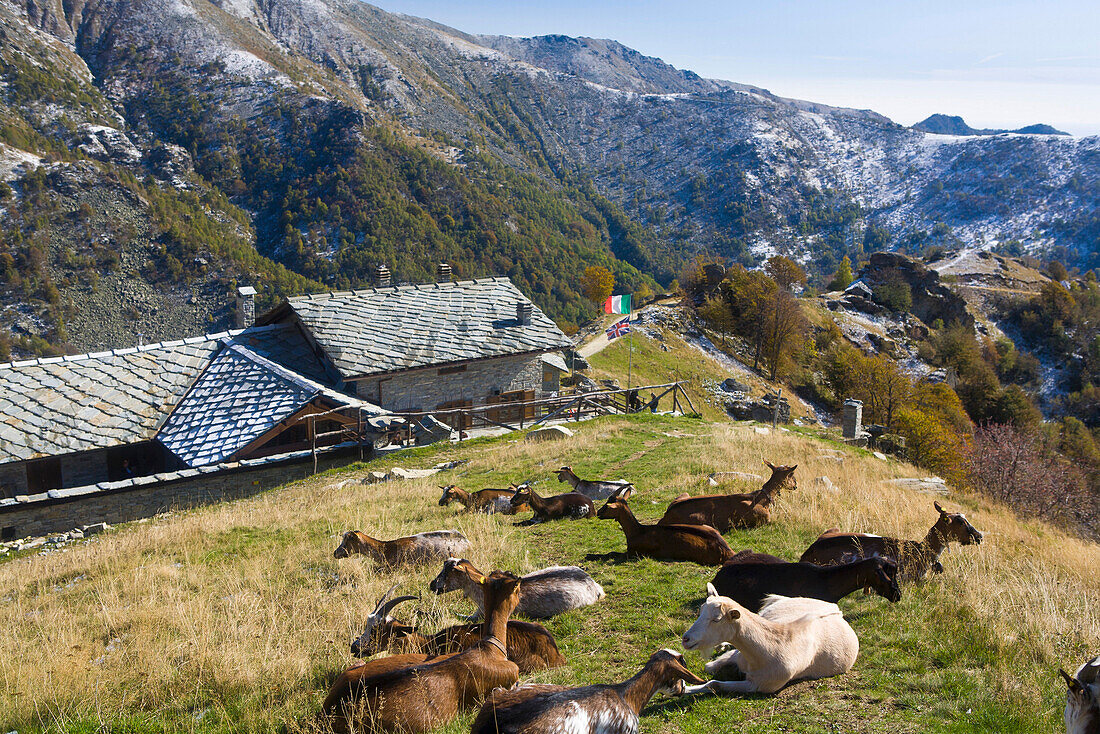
298,381,697,468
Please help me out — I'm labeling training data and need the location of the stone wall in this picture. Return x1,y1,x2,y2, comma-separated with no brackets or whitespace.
0,453,352,540
355,353,550,411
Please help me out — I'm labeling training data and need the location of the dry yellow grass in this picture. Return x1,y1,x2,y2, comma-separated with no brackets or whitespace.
0,416,1097,731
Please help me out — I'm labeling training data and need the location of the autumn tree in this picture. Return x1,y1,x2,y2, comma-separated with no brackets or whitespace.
581,265,614,307
762,288,808,380
828,256,854,291
765,255,807,291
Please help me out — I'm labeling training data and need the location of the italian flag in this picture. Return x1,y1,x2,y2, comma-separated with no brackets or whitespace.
603,294,631,314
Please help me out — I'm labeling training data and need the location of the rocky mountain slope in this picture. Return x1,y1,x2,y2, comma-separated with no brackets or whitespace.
1,0,1098,354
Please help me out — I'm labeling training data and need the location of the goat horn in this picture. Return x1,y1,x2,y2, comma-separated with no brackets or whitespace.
372,583,401,613
380,594,419,617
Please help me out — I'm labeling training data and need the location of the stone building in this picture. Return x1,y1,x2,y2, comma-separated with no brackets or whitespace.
0,275,569,538
257,277,573,419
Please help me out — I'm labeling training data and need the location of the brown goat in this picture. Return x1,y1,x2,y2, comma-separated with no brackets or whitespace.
799,501,983,582
510,484,595,524
348,585,565,674
333,529,470,566
438,485,529,514
322,571,522,733
597,488,735,565
471,648,704,734
657,461,797,531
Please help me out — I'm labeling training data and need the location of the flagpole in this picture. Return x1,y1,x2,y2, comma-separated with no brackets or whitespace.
627,303,633,390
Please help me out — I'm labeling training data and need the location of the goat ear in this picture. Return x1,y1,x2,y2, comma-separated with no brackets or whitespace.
934,501,946,514
1060,669,1082,692
706,582,719,598
725,608,741,622
763,459,775,469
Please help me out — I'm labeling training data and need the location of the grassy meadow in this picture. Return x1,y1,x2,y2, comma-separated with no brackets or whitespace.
1,413,1097,733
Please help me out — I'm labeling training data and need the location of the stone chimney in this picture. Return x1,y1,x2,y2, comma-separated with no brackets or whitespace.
437,262,452,281
235,286,256,328
516,300,533,325
375,263,391,288
842,399,863,440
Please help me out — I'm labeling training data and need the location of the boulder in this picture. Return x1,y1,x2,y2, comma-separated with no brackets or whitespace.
525,425,574,442
813,476,839,493
753,426,770,435
708,471,764,486
872,451,889,461
721,377,750,393
81,522,109,536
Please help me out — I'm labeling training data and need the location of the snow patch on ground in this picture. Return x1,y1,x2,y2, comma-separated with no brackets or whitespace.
0,143,41,181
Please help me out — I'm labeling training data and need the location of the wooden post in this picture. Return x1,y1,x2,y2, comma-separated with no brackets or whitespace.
772,388,783,429
678,383,698,415
672,385,680,414
311,414,318,474
357,408,363,462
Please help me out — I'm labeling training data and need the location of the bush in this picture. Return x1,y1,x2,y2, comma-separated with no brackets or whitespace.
894,407,969,486
968,423,1088,525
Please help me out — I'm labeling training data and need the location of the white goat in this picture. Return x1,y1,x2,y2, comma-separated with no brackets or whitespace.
680,584,858,694
1061,655,1100,734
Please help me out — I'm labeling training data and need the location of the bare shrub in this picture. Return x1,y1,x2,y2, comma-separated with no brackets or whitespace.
968,423,1089,527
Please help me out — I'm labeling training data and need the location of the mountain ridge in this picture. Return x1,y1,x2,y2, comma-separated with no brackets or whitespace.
0,0,1098,357
913,113,1070,137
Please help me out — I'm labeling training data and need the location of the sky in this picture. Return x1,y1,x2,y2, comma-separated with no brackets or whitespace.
376,0,1100,136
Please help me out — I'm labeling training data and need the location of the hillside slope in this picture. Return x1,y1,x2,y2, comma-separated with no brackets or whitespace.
1,414,1096,732
3,0,1100,353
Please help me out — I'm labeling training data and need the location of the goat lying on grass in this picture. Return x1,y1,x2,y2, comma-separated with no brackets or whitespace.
471,648,704,734
348,584,565,673
510,484,596,524
681,584,859,694
333,529,469,566
597,488,734,565
658,461,797,531
1061,655,1100,734
799,501,983,582
430,557,604,619
710,557,901,611
323,571,523,733
439,485,529,514
556,465,634,500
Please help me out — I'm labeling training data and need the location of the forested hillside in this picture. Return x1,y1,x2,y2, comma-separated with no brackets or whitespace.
1,0,1098,356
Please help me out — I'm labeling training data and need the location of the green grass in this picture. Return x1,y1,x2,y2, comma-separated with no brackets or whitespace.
0,413,1090,733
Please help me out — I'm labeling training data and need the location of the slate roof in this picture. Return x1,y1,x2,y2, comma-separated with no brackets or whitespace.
158,342,373,468
268,277,572,379
0,324,337,465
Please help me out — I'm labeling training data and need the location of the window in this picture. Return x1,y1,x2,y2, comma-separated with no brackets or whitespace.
1,526,14,542
26,458,62,492
437,364,467,375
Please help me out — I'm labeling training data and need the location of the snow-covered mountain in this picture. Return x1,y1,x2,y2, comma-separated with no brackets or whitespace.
2,0,1099,351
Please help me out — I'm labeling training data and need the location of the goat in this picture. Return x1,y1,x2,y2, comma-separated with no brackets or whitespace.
439,485,528,515
725,549,788,565
710,557,901,611
798,501,983,582
556,465,634,500
349,584,565,674
333,529,470,566
322,571,522,733
429,557,604,619
597,488,735,565
657,461,797,532
1061,656,1100,734
681,584,859,694
471,648,704,734
510,484,595,523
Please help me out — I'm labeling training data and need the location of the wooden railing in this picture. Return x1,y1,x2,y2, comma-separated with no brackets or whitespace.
392,381,696,437
292,381,697,470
